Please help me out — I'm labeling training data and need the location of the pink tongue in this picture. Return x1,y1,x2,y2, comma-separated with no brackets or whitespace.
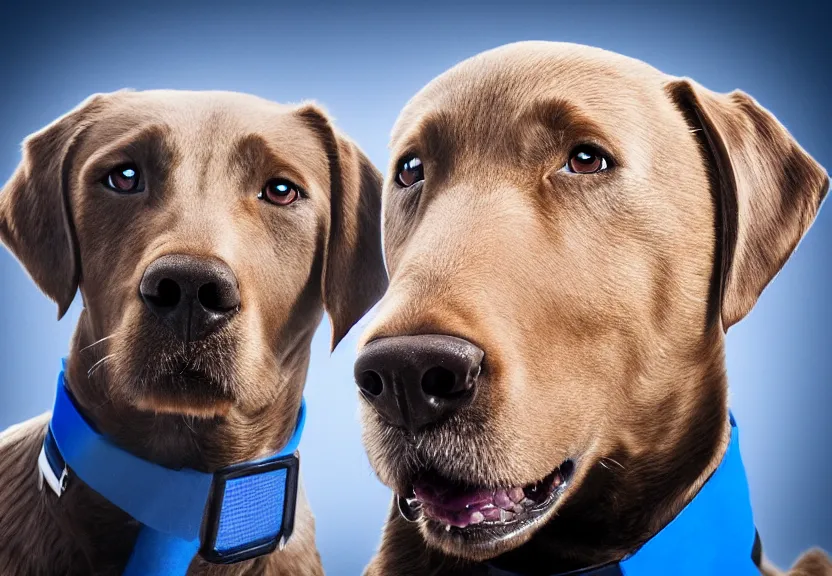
413,483,493,511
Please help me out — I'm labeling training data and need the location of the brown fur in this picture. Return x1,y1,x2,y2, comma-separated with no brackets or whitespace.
0,90,387,574
357,42,830,575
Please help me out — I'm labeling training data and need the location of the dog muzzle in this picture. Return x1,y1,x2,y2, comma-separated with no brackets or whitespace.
37,359,305,574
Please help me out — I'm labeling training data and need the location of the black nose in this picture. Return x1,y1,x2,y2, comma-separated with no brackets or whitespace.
354,334,484,433
139,254,240,342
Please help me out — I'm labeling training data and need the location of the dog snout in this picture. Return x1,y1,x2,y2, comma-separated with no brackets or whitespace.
139,254,241,342
354,334,484,433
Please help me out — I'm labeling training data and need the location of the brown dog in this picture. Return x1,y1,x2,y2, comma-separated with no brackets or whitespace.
354,42,830,575
0,90,386,575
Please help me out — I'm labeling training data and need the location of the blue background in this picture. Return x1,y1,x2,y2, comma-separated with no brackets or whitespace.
0,1,829,573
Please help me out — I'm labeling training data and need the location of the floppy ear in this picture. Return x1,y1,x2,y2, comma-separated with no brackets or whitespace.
296,104,388,350
0,95,103,319
667,79,829,330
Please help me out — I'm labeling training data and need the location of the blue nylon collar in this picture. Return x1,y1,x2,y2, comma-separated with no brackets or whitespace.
487,414,760,576
40,359,306,574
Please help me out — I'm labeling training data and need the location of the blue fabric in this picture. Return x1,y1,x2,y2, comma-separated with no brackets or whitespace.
50,372,214,540
487,414,758,576
617,414,758,575
45,359,306,575
215,468,287,552
123,531,200,576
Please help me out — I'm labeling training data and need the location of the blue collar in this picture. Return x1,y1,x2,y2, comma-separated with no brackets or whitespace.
487,414,761,576
38,360,306,575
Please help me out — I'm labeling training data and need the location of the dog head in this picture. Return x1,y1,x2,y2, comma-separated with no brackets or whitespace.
355,42,827,564
0,90,386,466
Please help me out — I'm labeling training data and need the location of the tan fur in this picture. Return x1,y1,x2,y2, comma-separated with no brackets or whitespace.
0,90,387,574
357,42,830,575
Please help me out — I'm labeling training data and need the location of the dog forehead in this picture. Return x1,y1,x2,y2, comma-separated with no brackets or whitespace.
82,91,319,158
391,42,671,149
93,90,293,133
76,90,329,180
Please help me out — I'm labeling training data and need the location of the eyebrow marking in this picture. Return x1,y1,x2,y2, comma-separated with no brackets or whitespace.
513,97,622,166
230,134,277,177
229,134,310,193
518,98,610,142
84,124,178,193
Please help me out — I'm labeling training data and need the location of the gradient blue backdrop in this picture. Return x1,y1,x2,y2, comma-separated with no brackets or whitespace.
1,1,829,573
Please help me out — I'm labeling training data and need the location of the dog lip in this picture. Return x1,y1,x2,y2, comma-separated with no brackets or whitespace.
399,459,576,531
132,359,235,418
397,494,423,522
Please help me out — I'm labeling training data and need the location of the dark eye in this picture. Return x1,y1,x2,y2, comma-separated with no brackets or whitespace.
259,178,301,206
104,164,143,193
395,156,424,187
564,147,609,174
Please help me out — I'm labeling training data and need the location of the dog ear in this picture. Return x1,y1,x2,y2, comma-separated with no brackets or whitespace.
296,104,388,350
0,95,104,319
666,79,829,330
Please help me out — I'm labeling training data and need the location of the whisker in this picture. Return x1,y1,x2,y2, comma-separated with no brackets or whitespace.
92,396,113,411
87,354,115,379
181,415,197,435
79,334,115,353
604,457,625,470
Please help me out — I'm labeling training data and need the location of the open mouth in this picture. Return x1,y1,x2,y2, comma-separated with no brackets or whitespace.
397,459,575,538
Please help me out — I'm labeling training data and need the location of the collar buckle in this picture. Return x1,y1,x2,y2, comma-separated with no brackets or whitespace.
37,443,69,497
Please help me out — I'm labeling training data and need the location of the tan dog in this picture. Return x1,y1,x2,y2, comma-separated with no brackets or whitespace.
0,90,386,575
354,42,830,575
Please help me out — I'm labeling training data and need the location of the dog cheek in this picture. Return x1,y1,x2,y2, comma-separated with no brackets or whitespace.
359,407,412,489
231,311,282,410
101,324,143,405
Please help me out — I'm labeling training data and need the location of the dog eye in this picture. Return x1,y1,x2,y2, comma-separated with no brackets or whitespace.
564,146,609,174
104,164,143,193
259,178,301,206
395,156,424,188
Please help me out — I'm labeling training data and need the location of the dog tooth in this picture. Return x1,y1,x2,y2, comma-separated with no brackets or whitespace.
509,487,525,502
470,511,485,525
513,504,525,514
500,509,514,522
482,506,501,521
494,490,513,509
445,524,451,532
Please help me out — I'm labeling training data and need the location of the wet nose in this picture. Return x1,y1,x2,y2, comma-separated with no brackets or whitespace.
354,334,484,433
140,254,240,342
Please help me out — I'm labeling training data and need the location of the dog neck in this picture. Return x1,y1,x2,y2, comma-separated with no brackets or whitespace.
487,338,733,574
35,313,314,573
